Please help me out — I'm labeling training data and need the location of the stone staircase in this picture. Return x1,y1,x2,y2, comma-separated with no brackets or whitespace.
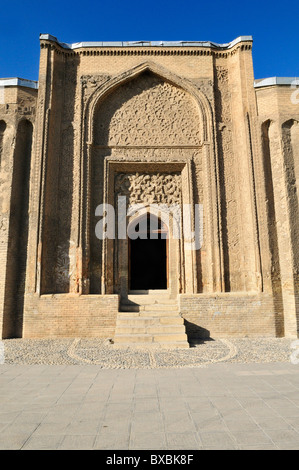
113,292,189,348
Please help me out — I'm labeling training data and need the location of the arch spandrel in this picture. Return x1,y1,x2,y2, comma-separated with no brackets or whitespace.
93,71,202,147
84,62,213,145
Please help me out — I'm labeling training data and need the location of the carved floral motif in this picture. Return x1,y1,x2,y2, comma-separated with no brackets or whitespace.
115,172,182,205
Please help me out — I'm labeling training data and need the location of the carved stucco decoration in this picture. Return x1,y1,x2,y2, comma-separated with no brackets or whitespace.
55,241,77,292
94,73,202,147
106,147,201,161
215,67,231,124
0,131,4,161
115,172,182,205
193,78,214,104
215,66,240,289
0,215,8,243
81,74,111,103
0,92,36,117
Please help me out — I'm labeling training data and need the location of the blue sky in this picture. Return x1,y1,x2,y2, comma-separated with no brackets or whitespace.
0,0,298,81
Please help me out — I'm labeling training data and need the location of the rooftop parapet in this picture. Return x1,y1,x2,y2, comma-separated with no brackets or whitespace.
0,78,38,89
254,77,299,88
39,34,253,50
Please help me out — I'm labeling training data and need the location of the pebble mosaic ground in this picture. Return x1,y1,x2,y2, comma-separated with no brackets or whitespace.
2,337,294,368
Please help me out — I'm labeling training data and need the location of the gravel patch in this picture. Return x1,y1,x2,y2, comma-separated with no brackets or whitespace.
2,337,294,369
221,338,294,364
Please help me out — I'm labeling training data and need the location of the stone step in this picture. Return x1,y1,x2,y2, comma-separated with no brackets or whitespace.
118,310,181,317
160,316,184,325
120,305,140,312
114,294,188,349
128,290,171,295
115,325,186,335
125,295,177,305
154,333,188,343
142,304,179,311
112,342,190,349
114,334,153,343
120,304,179,312
116,316,185,326
114,333,188,343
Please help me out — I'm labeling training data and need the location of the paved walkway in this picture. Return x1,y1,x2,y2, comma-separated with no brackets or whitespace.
0,362,299,449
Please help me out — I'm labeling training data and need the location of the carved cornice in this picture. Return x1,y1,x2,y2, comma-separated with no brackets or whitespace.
41,42,252,57
40,35,252,58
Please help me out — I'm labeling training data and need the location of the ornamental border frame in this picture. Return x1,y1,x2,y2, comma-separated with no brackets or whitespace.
78,61,223,294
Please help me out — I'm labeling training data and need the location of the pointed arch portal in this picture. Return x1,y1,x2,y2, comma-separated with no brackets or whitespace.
81,61,222,298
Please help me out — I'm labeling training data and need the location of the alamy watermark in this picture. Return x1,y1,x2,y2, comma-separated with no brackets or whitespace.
95,199,204,250
0,341,5,365
290,79,299,105
290,340,299,365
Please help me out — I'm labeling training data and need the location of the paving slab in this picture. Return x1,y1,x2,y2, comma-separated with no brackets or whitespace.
0,362,299,449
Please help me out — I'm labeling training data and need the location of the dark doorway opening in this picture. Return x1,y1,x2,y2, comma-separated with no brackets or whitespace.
129,214,168,290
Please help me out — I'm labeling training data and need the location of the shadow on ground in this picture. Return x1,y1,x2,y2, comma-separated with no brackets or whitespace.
184,320,215,347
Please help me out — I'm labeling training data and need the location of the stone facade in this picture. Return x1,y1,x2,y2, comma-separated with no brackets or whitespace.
0,35,298,340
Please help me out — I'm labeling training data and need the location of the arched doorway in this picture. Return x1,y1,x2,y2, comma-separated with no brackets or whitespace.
128,213,168,291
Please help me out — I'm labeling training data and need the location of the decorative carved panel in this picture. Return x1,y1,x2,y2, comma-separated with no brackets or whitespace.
54,61,79,293
55,241,77,292
81,74,111,104
0,123,5,165
215,66,240,291
114,172,182,205
193,78,214,104
94,72,202,147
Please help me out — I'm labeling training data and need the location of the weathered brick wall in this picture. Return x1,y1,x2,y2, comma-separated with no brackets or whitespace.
255,85,299,338
180,293,282,339
23,294,119,338
0,86,37,339
256,86,299,118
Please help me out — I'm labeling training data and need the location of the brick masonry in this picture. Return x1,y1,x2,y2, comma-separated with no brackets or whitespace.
0,35,298,341
23,294,119,338
180,293,282,339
